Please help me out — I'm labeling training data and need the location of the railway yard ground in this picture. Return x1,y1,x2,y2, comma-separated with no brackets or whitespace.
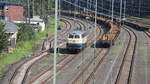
0,16,149,84
0,0,150,84
0,15,150,84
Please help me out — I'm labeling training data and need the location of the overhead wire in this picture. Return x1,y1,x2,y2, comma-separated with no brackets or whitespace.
79,0,120,15
111,0,115,22
63,0,115,18
77,0,150,17
120,0,123,23
138,0,141,17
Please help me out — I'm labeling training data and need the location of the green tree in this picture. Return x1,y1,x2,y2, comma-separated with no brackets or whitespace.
17,24,37,42
0,23,8,53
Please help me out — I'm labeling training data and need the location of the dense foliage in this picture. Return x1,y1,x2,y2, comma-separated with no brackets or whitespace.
17,24,37,42
0,23,8,53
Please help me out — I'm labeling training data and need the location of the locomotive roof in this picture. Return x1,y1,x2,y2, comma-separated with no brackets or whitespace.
69,30,86,35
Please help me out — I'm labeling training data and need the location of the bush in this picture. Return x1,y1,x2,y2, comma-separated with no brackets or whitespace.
17,23,37,42
0,23,8,53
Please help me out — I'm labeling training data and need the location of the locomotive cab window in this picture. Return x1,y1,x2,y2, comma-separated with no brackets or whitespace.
75,35,80,38
69,34,74,38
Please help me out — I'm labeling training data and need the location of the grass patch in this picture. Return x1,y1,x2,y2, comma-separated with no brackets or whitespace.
111,35,125,56
0,17,56,77
139,44,148,59
137,18,150,24
112,40,123,55
37,53,64,67
112,45,122,56
37,58,53,67
127,16,150,24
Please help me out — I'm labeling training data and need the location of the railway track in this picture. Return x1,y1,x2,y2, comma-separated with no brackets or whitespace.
83,25,137,84
29,54,76,84
29,19,102,84
8,18,73,84
22,18,84,84
68,20,106,84
21,17,90,83
143,31,150,38
70,48,109,84
69,21,121,84
47,18,72,42
76,19,87,30
8,19,71,84
68,25,105,84
10,51,49,84
114,26,137,84
62,17,81,29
